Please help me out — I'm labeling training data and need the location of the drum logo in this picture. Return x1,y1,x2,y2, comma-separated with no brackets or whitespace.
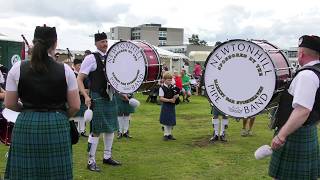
204,40,276,117
106,42,146,93
11,54,21,65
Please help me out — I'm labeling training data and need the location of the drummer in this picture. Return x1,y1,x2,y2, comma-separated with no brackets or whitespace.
77,32,121,172
4,25,80,179
71,58,89,137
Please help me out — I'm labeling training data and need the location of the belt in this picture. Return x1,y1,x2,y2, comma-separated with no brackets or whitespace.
22,108,67,115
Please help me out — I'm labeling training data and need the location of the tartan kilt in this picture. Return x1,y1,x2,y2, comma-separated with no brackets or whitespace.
115,95,135,115
269,125,320,180
74,102,86,117
160,102,176,126
5,111,73,180
90,92,118,134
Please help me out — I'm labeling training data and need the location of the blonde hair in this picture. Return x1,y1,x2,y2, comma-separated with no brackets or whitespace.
163,71,173,80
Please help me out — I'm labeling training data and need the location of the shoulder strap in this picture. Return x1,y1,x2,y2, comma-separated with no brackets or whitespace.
92,52,101,65
295,63,320,76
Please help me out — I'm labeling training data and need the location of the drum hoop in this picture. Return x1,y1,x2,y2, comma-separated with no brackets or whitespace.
255,40,292,93
134,40,162,82
203,39,288,117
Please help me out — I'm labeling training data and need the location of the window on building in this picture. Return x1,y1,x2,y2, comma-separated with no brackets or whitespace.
159,40,167,46
288,51,298,58
159,31,167,38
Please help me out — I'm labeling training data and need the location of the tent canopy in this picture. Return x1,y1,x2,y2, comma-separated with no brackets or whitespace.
153,46,189,60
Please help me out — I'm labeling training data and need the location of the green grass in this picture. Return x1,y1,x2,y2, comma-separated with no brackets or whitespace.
0,94,284,179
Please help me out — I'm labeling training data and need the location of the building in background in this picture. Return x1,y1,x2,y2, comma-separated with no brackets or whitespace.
107,24,184,47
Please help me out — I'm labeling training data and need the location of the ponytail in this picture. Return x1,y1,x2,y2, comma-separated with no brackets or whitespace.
31,38,56,73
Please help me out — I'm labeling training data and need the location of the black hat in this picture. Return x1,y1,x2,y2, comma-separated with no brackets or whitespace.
34,25,57,40
73,58,82,65
298,35,320,53
84,50,92,54
94,32,107,42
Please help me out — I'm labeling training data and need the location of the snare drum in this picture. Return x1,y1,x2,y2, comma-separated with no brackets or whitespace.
204,39,292,118
105,40,162,93
0,108,20,145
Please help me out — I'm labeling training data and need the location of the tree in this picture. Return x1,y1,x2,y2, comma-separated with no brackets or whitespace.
188,34,207,46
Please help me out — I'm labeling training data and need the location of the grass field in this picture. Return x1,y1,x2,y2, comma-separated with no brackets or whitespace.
0,94,286,179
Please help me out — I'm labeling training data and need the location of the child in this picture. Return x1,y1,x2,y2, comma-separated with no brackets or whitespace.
159,72,179,141
210,106,229,142
116,93,135,139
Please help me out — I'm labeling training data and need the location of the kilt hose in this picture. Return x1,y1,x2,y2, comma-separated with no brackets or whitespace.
269,125,320,180
90,92,118,134
159,102,176,126
5,111,73,180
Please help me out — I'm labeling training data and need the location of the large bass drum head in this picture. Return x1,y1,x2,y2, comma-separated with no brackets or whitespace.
204,39,276,118
106,41,146,94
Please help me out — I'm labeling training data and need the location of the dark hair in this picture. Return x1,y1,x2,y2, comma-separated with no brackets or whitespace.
31,38,56,73
85,50,91,55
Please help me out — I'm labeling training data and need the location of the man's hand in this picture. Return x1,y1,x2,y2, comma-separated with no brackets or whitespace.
85,96,91,108
271,135,286,150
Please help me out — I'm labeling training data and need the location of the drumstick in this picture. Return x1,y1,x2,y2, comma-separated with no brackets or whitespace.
21,34,32,55
21,34,30,48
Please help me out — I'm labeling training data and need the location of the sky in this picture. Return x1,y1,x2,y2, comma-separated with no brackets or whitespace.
1,0,320,51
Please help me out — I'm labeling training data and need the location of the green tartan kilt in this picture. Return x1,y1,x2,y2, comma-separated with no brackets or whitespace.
115,95,135,115
269,125,320,180
90,92,118,134
5,111,73,180
74,102,86,117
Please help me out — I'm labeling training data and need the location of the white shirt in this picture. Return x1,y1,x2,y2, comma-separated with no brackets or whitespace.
6,61,78,92
288,60,320,111
0,71,5,84
159,84,169,97
80,49,107,75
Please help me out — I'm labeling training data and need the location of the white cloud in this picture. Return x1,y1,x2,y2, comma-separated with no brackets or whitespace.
1,0,320,50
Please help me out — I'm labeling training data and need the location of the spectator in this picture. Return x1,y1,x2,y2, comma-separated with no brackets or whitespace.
181,69,191,102
241,116,256,136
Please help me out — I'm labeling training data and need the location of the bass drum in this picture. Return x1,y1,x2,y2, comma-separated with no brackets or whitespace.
204,39,292,118
105,40,162,94
0,108,20,145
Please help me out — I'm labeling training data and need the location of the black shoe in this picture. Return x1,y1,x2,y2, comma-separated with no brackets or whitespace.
161,126,164,131
103,158,122,166
209,134,219,143
87,162,101,172
186,98,190,102
163,135,169,141
168,135,176,140
81,132,89,137
220,134,227,142
123,132,132,138
117,133,123,139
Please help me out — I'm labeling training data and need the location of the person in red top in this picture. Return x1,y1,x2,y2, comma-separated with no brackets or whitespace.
173,71,182,90
193,62,202,95
193,62,202,79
